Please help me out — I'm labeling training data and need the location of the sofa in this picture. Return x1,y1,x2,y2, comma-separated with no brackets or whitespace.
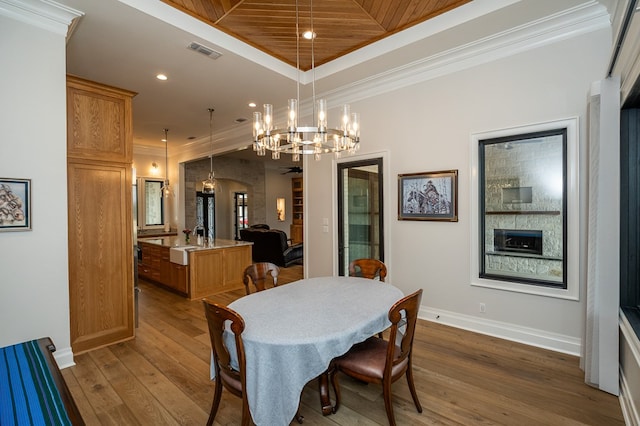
239,228,303,267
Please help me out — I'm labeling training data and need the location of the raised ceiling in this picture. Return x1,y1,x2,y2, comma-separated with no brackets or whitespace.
60,0,609,155
162,0,472,71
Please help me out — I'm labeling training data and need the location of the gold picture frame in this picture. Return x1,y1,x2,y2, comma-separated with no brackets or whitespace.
398,170,458,221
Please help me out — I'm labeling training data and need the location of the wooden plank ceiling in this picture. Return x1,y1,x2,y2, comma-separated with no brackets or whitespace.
162,0,472,71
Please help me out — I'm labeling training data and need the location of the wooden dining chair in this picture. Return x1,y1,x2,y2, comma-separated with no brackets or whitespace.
203,299,305,425
202,299,251,426
349,258,388,337
242,262,280,295
329,289,423,426
348,258,387,282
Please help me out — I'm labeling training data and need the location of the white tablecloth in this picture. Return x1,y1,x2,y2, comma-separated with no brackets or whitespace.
211,276,403,426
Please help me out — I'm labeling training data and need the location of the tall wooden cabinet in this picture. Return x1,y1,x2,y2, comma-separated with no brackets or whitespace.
67,75,136,354
290,177,303,244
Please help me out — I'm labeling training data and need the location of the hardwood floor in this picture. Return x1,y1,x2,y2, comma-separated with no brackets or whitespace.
62,265,624,425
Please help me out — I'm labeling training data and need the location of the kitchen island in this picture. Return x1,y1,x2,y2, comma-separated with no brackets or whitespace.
137,236,252,299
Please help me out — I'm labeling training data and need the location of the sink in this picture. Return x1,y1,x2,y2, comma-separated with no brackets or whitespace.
169,246,195,265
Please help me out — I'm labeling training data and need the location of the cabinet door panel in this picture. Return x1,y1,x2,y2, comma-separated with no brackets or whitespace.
189,250,224,299
68,162,133,354
67,76,135,163
223,246,252,289
170,263,189,294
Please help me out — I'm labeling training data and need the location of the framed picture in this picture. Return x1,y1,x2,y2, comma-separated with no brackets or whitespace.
0,178,31,231
398,170,458,221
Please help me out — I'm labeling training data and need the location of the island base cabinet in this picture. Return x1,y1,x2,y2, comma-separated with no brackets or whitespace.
223,246,253,289
189,245,251,299
138,242,188,296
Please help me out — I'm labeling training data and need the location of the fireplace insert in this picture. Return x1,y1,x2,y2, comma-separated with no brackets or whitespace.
494,229,543,255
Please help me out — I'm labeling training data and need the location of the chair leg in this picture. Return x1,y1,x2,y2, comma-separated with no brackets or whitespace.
206,378,223,426
329,367,342,413
240,397,252,426
406,361,423,413
382,378,396,426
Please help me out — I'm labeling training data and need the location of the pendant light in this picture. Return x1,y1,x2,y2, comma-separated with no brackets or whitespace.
161,128,171,196
252,0,360,160
202,108,216,194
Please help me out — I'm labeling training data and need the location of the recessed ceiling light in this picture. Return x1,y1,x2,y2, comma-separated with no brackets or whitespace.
248,102,256,108
302,31,316,40
156,74,168,81
235,118,248,123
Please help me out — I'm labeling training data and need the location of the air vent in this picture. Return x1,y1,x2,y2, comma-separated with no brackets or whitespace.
187,42,222,60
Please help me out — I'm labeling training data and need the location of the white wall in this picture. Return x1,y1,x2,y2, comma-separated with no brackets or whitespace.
0,9,76,365
306,28,611,353
133,151,166,182
264,169,294,235
217,180,247,240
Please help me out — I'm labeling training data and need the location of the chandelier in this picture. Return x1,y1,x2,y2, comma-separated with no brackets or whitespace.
202,108,216,194
161,128,171,196
252,0,360,161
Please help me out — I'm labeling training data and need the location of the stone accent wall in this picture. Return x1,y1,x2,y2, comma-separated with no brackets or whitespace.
184,156,266,232
483,136,564,282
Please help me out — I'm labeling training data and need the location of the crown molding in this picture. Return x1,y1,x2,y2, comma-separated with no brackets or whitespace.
301,0,522,84
0,0,82,35
324,1,610,107
200,1,611,156
133,143,165,158
140,1,611,163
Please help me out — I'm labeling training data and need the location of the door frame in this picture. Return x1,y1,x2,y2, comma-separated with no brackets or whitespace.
334,151,390,277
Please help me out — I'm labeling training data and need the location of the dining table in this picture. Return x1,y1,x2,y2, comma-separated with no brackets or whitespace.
212,275,404,426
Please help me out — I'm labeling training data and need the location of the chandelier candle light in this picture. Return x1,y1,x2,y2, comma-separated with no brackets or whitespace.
252,0,360,161
202,108,216,194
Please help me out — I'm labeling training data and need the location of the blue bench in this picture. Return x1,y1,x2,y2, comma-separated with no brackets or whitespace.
0,338,84,425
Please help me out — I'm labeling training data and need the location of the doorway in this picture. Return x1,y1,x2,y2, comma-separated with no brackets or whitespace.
196,191,215,240
234,191,248,240
337,158,384,276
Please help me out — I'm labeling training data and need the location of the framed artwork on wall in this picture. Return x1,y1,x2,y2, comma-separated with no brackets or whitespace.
398,170,458,221
0,178,31,231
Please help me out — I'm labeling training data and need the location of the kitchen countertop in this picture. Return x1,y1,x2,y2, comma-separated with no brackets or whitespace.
138,236,252,251
136,229,178,238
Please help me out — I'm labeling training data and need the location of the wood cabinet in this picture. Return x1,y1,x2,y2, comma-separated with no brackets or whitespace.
189,245,252,299
137,238,249,299
67,75,136,355
290,177,303,244
170,263,189,294
137,241,188,295
138,242,163,284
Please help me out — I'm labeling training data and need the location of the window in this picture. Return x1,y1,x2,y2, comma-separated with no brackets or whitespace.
471,118,579,300
621,109,640,335
137,178,165,229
